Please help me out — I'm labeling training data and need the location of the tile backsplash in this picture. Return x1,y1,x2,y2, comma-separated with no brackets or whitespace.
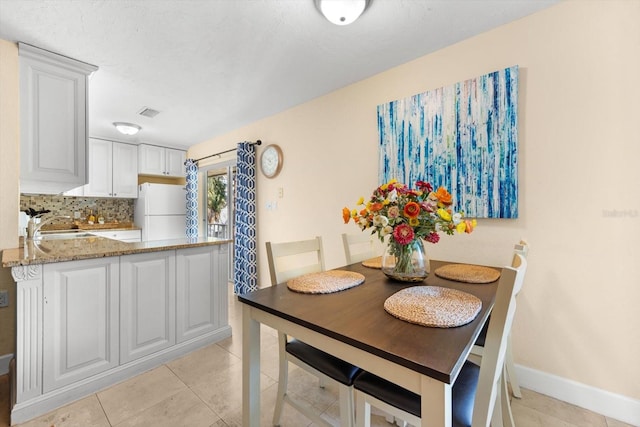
20,194,134,225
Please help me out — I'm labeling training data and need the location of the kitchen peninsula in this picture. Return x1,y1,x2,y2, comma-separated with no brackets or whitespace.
2,236,231,424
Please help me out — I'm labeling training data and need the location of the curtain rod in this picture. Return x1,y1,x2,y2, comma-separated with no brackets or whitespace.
192,140,262,164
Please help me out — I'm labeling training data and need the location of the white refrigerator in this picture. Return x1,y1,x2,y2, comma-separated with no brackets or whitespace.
134,183,187,241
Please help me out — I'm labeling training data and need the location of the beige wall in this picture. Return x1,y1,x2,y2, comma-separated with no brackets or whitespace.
0,40,19,357
190,1,640,402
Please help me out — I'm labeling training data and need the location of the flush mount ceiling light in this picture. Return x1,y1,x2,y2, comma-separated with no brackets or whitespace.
315,0,370,26
113,122,141,135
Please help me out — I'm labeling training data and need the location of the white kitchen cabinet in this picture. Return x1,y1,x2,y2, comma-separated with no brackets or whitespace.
10,243,231,424
176,244,228,343
42,257,119,393
138,144,186,177
19,43,98,195
119,251,176,364
89,229,142,242
85,138,138,198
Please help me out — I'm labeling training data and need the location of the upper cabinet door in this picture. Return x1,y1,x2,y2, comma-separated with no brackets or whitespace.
138,144,186,178
84,139,138,198
19,43,97,195
112,142,138,198
85,138,113,198
138,144,166,176
165,148,186,177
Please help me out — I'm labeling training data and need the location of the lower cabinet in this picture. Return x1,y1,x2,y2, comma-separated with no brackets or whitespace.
120,251,176,364
11,243,230,424
176,244,228,343
42,257,120,393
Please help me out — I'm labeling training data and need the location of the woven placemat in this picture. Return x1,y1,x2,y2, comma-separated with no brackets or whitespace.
287,270,365,294
434,263,501,284
384,286,482,328
362,256,382,269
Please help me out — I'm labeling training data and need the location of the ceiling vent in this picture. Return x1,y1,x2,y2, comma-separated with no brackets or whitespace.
138,107,160,118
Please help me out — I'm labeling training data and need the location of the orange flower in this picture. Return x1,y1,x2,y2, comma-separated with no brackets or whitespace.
435,187,453,205
370,202,384,212
342,207,351,224
403,201,421,218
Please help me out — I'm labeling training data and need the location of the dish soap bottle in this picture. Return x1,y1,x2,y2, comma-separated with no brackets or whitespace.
97,211,105,225
88,209,96,224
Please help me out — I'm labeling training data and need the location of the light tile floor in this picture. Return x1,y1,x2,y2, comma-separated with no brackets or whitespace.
0,288,634,427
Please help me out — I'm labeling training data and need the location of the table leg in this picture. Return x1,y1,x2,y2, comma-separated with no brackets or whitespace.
420,375,452,427
242,304,261,427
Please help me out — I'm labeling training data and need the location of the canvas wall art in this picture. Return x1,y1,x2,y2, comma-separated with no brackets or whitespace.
378,65,519,218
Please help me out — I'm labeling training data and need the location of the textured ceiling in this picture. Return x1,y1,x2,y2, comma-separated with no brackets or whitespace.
0,0,558,149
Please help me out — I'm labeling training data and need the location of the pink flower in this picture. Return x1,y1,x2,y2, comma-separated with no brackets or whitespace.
416,181,433,193
393,224,415,245
425,232,440,244
420,201,435,213
388,206,400,218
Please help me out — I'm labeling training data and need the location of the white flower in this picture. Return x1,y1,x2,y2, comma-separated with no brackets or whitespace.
358,217,368,229
452,212,462,225
373,215,389,227
381,225,394,236
388,189,398,202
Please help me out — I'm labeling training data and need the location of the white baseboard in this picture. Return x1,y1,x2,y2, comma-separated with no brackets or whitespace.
0,354,13,375
515,364,640,426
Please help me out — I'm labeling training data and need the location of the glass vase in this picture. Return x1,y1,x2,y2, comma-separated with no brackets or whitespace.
381,238,429,282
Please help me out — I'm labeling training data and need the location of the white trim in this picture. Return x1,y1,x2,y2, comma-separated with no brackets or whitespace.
515,364,640,426
0,354,13,375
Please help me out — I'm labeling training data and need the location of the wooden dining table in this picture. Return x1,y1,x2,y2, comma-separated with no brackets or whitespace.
238,260,499,427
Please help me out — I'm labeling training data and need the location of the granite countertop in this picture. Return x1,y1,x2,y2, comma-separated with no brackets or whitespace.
2,236,231,268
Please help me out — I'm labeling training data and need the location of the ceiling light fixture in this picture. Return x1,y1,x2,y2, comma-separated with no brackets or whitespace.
113,122,141,135
315,0,370,26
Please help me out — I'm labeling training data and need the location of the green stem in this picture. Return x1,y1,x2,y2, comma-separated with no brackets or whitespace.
391,240,415,274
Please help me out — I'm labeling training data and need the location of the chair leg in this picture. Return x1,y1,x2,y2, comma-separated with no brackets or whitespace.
355,390,372,427
491,375,505,427
501,366,516,427
273,334,289,426
338,384,356,427
505,334,522,398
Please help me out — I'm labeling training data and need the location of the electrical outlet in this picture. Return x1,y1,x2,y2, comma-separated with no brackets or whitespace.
0,290,8,308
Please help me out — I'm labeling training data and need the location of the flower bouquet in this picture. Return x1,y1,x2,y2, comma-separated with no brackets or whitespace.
342,179,476,281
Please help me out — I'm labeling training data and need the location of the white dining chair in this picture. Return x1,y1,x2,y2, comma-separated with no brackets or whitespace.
468,241,529,402
342,232,376,264
353,253,528,427
266,236,360,427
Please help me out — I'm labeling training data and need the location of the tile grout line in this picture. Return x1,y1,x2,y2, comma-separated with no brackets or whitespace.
163,362,228,425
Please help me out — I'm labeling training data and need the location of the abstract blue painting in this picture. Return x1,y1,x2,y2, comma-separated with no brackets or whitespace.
378,66,518,218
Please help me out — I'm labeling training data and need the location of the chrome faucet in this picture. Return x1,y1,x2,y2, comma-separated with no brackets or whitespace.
27,215,71,240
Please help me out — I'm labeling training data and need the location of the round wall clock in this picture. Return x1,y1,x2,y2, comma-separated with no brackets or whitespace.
260,144,283,178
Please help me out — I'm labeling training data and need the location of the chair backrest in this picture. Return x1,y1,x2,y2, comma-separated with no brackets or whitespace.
341,232,375,264
512,240,529,295
265,236,325,285
471,253,527,427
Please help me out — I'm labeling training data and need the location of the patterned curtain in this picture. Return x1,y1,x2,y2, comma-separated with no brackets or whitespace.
233,142,258,294
185,159,199,239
